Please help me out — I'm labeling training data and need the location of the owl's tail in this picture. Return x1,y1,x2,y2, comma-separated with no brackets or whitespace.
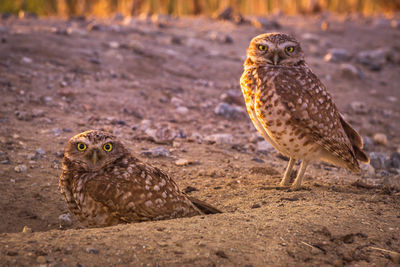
339,114,370,164
187,196,222,214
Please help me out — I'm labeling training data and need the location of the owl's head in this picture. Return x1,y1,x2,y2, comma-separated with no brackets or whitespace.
63,130,127,172
245,32,304,67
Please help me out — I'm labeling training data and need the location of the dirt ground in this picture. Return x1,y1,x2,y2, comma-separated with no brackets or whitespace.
0,13,399,266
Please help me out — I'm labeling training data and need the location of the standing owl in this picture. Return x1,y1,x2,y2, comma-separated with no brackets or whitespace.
240,33,369,189
59,130,220,227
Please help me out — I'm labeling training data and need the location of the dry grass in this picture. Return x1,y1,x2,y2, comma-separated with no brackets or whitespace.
1,0,399,17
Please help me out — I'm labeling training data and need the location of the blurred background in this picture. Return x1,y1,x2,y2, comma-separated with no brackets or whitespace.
0,0,399,17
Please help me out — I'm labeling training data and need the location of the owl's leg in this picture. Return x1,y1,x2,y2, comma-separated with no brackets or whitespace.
279,157,295,187
291,160,309,190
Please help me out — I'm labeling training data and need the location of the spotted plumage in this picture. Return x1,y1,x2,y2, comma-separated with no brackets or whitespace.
240,33,369,189
59,130,220,227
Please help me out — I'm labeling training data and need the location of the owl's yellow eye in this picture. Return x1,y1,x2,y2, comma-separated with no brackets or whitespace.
77,143,87,151
103,142,113,152
258,45,268,51
285,46,295,53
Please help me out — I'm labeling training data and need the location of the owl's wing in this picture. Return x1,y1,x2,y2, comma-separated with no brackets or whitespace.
85,159,200,222
262,67,360,171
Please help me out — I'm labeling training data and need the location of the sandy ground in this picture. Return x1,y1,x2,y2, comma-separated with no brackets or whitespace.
0,13,399,266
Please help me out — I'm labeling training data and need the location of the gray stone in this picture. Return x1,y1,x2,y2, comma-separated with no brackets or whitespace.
21,57,33,64
59,213,72,228
176,106,189,115
220,90,243,105
140,147,170,157
205,134,233,145
382,175,400,191
356,48,390,71
361,164,375,177
144,126,178,144
14,164,27,173
257,140,274,153
301,33,320,44
214,102,245,119
339,63,361,79
349,101,368,114
390,152,400,168
368,152,390,170
324,48,351,63
86,247,99,254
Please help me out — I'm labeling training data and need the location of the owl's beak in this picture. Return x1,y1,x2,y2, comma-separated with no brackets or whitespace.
273,53,280,65
92,150,99,165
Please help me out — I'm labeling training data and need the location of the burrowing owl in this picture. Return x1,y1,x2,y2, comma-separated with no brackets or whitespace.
240,33,369,189
59,130,220,227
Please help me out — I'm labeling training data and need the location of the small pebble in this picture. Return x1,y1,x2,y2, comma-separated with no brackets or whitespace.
324,48,351,63
373,133,387,146
14,164,27,173
140,147,170,157
339,63,360,79
176,106,189,115
59,213,73,228
22,226,32,233
204,133,233,145
175,158,192,166
86,247,99,254
36,256,46,264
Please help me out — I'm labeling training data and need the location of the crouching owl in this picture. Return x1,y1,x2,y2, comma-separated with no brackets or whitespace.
59,130,220,227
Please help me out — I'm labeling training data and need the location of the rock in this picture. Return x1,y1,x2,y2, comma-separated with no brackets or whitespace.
373,133,387,146
361,164,375,176
387,96,397,103
220,90,243,105
15,111,33,121
214,102,245,119
176,106,189,115
209,32,233,44
170,36,182,45
140,147,170,158
188,132,203,144
175,158,193,166
21,56,33,64
59,213,72,228
86,247,99,254
368,152,390,170
257,141,274,153
144,125,178,144
339,63,361,79
362,136,374,151
171,97,184,107
251,17,280,29
51,128,62,136
390,152,400,169
373,18,391,27
14,164,27,173
22,226,32,233
108,41,120,49
382,175,400,191
349,101,368,114
183,186,198,193
356,48,390,71
324,48,351,63
36,256,46,264
301,33,320,44
205,134,233,145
